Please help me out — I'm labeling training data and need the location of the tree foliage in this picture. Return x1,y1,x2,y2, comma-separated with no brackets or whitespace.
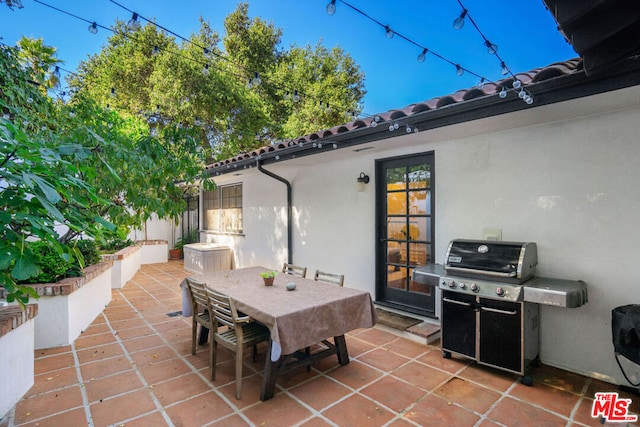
1,41,211,307
68,2,366,161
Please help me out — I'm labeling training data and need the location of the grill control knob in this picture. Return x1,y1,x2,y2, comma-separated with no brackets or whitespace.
458,282,466,289
470,283,479,292
496,287,505,297
448,280,456,288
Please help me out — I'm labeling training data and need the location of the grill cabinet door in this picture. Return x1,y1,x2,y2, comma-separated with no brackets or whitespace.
441,291,476,358
478,298,522,374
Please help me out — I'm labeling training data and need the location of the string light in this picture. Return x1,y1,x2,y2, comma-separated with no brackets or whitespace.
500,61,509,75
455,65,464,76
453,9,467,30
484,40,498,55
384,25,394,39
417,48,427,63
326,0,337,16
127,12,141,31
88,22,98,34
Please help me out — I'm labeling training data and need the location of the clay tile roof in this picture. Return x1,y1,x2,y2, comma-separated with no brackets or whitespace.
206,58,585,172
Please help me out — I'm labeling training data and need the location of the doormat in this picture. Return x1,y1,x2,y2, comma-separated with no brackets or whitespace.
166,311,182,317
375,308,422,331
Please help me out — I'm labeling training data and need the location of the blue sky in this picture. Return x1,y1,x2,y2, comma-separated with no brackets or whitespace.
1,0,577,115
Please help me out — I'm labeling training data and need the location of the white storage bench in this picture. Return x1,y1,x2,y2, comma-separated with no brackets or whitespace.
183,243,232,274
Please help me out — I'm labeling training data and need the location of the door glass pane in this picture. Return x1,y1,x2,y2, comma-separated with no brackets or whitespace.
408,165,430,188
387,192,406,215
387,242,404,267
387,219,406,241
409,267,433,295
407,218,431,242
387,167,406,189
408,190,429,215
408,243,430,265
387,267,407,290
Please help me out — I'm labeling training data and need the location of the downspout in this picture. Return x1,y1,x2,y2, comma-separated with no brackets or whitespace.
257,160,293,264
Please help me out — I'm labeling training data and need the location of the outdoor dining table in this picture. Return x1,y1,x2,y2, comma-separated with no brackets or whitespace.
180,266,378,400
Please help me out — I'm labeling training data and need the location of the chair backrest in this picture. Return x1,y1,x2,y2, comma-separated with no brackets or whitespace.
186,277,209,313
282,263,307,278
206,288,250,328
314,270,344,286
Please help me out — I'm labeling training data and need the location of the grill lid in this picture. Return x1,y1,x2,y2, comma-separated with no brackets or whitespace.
444,239,538,282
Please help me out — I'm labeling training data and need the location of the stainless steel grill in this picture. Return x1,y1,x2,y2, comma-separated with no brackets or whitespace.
413,238,588,384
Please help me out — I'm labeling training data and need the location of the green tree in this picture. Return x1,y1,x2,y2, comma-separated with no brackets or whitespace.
1,41,212,306
68,2,365,161
1,45,114,306
16,37,63,89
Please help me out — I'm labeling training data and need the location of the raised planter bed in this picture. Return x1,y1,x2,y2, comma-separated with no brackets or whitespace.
0,304,38,418
137,239,168,264
102,244,141,289
1,261,113,349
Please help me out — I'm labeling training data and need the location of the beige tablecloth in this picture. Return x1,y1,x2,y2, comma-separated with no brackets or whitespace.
180,267,377,358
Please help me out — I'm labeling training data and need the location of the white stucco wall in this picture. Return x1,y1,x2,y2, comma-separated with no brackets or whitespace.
0,317,34,419
207,85,640,386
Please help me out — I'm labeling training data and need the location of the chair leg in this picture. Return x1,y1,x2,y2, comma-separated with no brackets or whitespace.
211,340,218,381
191,320,197,355
235,345,243,400
305,346,311,371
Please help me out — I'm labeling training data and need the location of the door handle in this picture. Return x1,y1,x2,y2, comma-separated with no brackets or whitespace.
443,297,472,307
480,306,517,315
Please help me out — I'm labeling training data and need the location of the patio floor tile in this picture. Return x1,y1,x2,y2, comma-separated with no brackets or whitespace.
3,261,635,427
321,393,396,427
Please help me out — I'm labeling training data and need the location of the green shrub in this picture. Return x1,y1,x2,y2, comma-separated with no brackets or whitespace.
99,236,134,253
24,241,73,284
73,239,102,269
20,239,104,283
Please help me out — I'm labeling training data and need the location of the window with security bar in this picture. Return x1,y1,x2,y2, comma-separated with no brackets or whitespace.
203,184,243,234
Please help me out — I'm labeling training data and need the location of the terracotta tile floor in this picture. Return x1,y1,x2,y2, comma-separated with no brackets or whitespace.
2,261,639,427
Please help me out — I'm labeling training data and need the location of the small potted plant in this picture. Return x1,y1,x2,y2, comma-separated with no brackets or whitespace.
169,237,186,260
260,270,277,286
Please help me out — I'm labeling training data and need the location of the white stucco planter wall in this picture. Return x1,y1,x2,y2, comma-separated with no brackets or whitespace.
22,261,113,349
102,245,140,289
209,86,640,387
138,240,168,264
0,304,38,419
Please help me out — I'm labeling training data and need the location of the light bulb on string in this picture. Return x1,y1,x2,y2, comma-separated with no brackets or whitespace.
512,79,522,89
477,77,486,89
499,87,507,98
292,90,300,102
326,0,336,15
127,12,141,31
88,22,98,34
152,45,160,55
110,87,116,98
253,72,261,86
417,48,427,63
203,63,210,76
52,66,60,79
453,9,467,30
384,25,394,39
456,65,464,76
246,78,253,89
525,94,534,105
484,40,498,55
518,89,526,99
405,125,412,133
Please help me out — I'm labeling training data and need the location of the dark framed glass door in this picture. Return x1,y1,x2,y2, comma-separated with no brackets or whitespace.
375,152,436,317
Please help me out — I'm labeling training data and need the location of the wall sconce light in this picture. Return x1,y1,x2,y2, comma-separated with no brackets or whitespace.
357,172,370,192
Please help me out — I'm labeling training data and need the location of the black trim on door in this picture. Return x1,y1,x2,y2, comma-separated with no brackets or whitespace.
375,152,436,317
